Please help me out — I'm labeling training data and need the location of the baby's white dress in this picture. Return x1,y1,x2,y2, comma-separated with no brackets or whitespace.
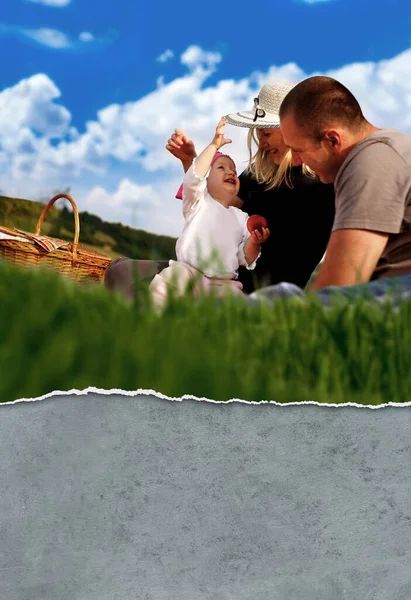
149,159,260,305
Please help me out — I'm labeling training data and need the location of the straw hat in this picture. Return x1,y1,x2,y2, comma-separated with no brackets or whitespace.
225,81,296,129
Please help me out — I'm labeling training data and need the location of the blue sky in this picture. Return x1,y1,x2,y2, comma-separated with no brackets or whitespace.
1,0,411,235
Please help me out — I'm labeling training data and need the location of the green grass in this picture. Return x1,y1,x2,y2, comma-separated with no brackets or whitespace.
2,259,411,404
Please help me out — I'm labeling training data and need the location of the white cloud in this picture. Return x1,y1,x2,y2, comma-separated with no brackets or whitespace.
25,0,71,6
82,179,166,228
180,45,222,72
0,24,106,50
2,45,411,234
21,27,71,49
0,73,74,189
0,73,71,139
85,179,160,211
157,49,174,63
79,31,94,43
324,50,411,129
15,44,252,184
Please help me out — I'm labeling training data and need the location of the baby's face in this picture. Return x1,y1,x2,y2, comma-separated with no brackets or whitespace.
207,156,240,199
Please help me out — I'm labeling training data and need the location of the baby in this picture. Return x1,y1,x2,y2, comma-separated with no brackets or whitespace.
149,117,270,307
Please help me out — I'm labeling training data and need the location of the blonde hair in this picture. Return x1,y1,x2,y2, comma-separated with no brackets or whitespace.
244,129,316,190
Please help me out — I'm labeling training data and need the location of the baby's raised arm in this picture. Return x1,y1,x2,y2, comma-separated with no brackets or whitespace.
194,117,232,178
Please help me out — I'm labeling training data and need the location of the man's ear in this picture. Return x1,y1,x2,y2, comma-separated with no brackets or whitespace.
324,130,342,151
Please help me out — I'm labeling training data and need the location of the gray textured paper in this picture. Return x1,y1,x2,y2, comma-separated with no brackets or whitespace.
0,393,410,600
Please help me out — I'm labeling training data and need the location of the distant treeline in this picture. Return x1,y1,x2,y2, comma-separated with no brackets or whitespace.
0,195,177,261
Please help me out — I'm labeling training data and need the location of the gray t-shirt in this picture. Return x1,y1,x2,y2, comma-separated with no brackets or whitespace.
333,128,411,279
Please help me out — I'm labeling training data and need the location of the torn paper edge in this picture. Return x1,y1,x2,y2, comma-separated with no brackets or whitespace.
1,387,410,408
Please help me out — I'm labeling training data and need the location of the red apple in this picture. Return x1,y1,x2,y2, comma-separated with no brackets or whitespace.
247,214,268,233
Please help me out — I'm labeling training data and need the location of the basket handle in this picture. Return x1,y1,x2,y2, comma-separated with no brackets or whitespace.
34,194,80,255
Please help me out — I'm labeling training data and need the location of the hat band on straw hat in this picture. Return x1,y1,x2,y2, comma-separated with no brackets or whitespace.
225,111,281,129
253,97,266,122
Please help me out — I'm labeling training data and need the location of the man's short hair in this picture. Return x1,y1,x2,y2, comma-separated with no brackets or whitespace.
279,76,366,139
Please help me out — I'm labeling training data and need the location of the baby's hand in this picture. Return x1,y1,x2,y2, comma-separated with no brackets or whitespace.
249,227,270,245
211,117,232,150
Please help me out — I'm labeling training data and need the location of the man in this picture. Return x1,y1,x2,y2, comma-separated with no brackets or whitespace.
278,76,411,291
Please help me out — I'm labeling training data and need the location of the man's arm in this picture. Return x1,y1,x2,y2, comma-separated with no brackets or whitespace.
312,140,408,290
308,228,389,290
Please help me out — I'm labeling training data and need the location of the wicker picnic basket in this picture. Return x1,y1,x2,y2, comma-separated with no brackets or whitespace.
0,193,112,283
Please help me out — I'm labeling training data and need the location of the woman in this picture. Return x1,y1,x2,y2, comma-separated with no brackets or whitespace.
104,81,335,299
167,81,335,293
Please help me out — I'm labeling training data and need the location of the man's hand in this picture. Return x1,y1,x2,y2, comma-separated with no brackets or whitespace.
211,117,232,151
166,129,197,170
308,228,389,290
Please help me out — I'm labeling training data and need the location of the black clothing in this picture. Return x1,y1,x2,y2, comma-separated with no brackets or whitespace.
237,167,335,293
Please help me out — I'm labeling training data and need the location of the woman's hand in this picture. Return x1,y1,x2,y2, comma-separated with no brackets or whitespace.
229,195,244,209
166,129,197,170
211,117,232,150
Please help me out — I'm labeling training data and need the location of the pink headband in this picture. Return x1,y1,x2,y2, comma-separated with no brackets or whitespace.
175,152,236,200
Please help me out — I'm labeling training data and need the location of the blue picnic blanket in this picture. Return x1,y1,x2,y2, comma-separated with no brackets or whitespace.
247,275,411,307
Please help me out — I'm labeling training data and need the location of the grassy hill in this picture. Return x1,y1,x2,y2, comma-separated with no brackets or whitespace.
0,195,177,261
